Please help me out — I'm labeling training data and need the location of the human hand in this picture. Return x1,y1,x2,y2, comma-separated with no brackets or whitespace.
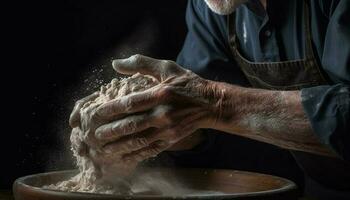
93,54,220,163
69,90,158,177
69,92,99,128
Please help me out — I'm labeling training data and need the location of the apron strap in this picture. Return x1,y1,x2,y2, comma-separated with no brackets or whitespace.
228,0,314,60
303,0,315,60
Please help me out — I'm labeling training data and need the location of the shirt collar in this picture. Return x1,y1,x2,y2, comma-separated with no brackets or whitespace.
244,0,266,17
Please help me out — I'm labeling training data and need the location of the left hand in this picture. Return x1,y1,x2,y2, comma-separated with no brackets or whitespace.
92,54,220,163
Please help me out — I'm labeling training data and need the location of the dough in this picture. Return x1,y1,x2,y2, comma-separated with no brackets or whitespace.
45,73,159,194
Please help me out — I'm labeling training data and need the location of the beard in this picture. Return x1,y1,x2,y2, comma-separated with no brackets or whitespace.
204,0,248,15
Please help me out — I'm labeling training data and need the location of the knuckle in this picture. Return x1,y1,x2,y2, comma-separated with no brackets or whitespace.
160,60,172,66
124,98,135,112
115,119,137,135
111,122,122,136
126,120,137,133
160,60,184,74
185,69,192,74
97,124,112,138
161,59,177,68
130,54,143,64
134,137,148,148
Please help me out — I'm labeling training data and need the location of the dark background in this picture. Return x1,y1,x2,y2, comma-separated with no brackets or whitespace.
2,0,188,189
2,0,306,193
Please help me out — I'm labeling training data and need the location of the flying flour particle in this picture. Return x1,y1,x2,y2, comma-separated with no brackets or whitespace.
45,73,159,194
44,73,224,196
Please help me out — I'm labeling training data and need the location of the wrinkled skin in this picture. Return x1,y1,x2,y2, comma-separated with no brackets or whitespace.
69,55,219,177
70,54,334,179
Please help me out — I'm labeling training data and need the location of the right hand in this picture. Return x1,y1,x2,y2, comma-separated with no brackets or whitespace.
69,92,139,177
69,91,167,178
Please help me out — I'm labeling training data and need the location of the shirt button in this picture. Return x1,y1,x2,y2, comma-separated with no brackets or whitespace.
264,30,272,37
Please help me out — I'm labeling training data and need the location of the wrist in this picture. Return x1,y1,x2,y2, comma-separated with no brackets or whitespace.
206,80,241,131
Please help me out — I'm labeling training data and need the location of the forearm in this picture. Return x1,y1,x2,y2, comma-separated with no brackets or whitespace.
210,81,336,157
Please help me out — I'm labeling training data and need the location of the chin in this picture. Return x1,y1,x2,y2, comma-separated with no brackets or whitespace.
204,0,247,15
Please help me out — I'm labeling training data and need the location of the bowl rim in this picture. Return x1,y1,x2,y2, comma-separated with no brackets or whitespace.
13,168,298,199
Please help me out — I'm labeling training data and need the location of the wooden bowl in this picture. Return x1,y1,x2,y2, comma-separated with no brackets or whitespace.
13,168,298,200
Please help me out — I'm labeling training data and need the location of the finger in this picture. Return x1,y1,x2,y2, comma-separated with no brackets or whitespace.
95,113,155,142
95,86,169,118
122,140,169,162
69,92,99,128
144,119,199,146
102,135,150,155
96,104,196,141
112,54,163,81
121,111,202,157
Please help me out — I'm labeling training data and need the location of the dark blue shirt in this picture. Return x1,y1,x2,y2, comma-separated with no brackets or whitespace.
172,0,350,198
176,0,350,160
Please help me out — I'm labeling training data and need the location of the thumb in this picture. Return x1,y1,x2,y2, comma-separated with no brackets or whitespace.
112,54,163,81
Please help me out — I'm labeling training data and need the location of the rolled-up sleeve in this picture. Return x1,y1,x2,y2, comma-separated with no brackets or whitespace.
301,85,350,160
301,0,350,160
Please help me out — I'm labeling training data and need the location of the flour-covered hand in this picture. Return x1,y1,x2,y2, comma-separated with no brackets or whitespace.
69,92,99,128
94,54,220,162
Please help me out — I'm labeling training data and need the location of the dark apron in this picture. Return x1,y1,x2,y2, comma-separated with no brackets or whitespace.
227,1,350,199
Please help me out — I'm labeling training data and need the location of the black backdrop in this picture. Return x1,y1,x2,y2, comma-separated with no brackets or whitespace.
2,0,188,189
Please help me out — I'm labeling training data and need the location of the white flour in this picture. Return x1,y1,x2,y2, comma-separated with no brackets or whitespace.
46,73,160,194
45,73,224,196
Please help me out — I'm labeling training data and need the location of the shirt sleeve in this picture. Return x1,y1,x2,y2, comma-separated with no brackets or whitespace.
301,0,350,160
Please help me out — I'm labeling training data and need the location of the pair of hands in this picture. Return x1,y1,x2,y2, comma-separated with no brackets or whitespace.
69,55,222,176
